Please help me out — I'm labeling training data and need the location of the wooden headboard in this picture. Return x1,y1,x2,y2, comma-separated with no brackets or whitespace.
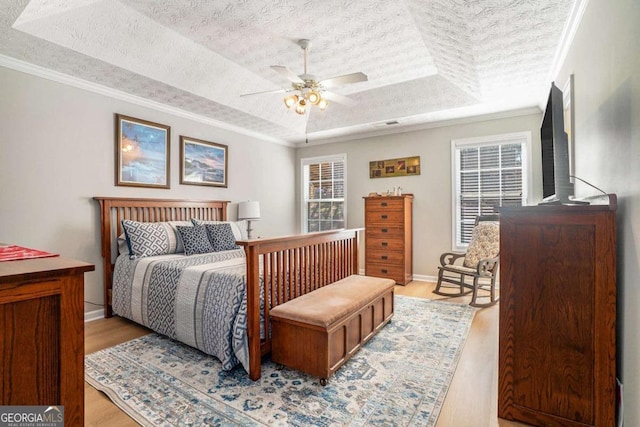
93,197,230,317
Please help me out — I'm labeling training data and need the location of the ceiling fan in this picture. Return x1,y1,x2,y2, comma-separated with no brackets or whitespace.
241,39,368,115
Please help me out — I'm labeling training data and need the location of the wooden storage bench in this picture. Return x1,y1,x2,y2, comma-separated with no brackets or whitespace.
270,274,395,385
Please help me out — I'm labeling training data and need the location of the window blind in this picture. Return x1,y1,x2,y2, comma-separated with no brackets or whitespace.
301,154,346,233
453,133,529,248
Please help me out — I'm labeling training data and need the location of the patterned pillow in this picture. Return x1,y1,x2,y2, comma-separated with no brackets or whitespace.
191,219,244,241
122,220,173,258
205,223,241,252
176,224,214,256
165,221,193,253
463,221,500,268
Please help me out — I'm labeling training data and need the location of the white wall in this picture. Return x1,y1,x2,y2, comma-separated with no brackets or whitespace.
555,0,640,424
296,113,542,279
0,66,297,312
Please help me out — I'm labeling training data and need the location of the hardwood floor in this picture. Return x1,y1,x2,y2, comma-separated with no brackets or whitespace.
84,281,526,426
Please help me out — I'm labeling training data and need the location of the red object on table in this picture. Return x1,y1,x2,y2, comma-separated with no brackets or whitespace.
0,245,59,262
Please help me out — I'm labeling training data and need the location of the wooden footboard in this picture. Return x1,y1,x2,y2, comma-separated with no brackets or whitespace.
238,230,361,380
94,197,361,381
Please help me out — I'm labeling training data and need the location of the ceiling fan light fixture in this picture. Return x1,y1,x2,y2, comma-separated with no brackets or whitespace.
283,94,298,108
317,98,329,110
307,90,321,105
295,98,307,114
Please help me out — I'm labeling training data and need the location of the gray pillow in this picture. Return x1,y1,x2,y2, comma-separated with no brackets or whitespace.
205,223,241,252
176,224,214,255
122,220,172,258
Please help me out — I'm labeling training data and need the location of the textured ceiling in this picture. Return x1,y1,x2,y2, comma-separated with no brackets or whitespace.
0,0,577,146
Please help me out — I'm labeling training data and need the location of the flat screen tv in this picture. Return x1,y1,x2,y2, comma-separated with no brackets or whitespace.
540,82,576,204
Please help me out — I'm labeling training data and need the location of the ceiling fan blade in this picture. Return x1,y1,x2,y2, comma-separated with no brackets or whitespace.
322,91,355,106
240,88,287,97
320,72,368,88
271,65,304,84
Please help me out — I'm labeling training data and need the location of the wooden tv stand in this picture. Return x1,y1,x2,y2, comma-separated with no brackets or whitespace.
498,195,617,426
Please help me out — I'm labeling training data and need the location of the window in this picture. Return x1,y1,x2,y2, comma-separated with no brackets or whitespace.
301,154,346,233
451,132,530,250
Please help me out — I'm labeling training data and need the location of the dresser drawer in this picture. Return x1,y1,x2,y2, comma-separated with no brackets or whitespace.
365,262,405,283
365,208,405,225
365,249,404,264
365,224,404,237
365,236,405,251
365,198,404,211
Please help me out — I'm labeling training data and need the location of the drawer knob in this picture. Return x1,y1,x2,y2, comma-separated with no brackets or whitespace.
381,255,388,260
381,242,388,247
381,228,388,233
381,269,388,274
381,215,388,219
381,202,388,207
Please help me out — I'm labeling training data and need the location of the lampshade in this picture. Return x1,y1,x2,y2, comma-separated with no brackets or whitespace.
238,201,261,220
283,94,298,108
317,98,329,110
307,90,321,105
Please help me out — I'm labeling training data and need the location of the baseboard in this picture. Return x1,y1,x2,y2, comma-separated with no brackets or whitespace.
411,274,438,283
357,269,438,284
84,309,104,323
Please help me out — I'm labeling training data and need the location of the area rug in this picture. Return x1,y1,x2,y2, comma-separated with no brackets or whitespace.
85,295,476,426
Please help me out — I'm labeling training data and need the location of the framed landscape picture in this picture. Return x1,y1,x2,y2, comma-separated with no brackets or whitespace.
180,136,228,187
115,114,170,188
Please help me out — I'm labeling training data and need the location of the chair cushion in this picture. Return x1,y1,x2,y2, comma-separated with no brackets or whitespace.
463,221,500,268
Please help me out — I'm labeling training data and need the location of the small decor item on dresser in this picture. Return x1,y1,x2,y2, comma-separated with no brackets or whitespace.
0,244,59,262
369,156,420,178
115,114,170,189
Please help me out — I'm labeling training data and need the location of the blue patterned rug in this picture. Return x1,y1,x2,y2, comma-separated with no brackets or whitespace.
85,296,476,426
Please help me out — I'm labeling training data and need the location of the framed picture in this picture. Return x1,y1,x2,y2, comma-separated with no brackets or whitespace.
115,114,170,188
180,136,228,187
369,156,421,178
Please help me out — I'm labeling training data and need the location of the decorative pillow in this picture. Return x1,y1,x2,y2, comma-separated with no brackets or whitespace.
205,223,241,252
165,221,193,253
176,224,214,255
191,219,244,241
121,220,190,258
463,221,500,268
122,220,173,258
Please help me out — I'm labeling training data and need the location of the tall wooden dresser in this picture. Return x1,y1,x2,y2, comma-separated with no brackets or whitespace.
364,195,413,285
0,256,94,426
498,195,617,427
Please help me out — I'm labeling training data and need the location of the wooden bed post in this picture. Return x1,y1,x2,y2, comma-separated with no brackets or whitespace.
95,197,114,318
243,242,262,381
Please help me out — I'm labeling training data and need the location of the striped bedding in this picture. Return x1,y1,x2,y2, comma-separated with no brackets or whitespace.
111,248,262,373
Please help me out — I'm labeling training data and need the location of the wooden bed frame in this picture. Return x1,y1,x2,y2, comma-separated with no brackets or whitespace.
94,197,361,380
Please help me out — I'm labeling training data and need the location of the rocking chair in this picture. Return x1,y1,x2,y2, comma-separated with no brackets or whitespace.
434,215,500,307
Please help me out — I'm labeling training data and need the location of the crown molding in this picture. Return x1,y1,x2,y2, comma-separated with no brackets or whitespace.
298,106,542,147
0,54,293,147
547,0,589,89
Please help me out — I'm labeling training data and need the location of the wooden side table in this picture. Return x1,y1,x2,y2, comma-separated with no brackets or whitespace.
0,256,94,426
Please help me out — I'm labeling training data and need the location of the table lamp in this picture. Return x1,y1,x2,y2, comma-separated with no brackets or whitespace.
238,201,260,239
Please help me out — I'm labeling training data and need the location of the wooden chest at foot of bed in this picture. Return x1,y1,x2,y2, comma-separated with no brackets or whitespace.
270,274,395,385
